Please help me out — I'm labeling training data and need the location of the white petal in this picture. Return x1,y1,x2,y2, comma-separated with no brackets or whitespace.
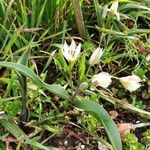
62,41,71,61
130,75,142,82
127,83,141,92
119,75,141,92
115,12,120,21
62,50,71,61
63,41,69,53
122,75,142,83
73,43,81,61
110,1,120,20
89,47,103,66
70,39,76,54
110,1,118,14
92,72,112,88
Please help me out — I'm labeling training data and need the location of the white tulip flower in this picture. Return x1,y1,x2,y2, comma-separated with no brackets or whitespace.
102,1,120,21
110,1,120,20
119,75,142,92
62,39,81,62
89,47,104,66
92,72,112,88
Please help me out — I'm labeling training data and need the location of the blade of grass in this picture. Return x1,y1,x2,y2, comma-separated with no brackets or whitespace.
0,118,26,139
25,139,50,150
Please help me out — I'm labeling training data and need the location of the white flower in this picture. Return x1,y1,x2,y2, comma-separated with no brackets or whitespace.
62,39,81,62
119,75,142,92
89,47,104,66
110,1,120,20
102,5,109,18
92,72,112,88
103,1,120,21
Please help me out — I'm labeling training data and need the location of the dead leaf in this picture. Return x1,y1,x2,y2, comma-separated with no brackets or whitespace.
117,123,132,137
134,43,150,54
109,110,118,119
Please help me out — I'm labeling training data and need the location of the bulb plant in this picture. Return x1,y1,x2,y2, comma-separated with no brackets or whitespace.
0,0,150,150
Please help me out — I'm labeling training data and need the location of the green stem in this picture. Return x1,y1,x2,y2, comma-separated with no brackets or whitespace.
132,123,150,129
18,73,28,123
68,62,75,97
95,89,150,119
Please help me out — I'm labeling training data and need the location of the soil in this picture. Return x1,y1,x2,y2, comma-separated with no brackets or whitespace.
38,105,149,150
42,123,107,150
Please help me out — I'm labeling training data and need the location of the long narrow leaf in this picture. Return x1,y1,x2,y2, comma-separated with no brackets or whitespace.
0,118,26,139
0,62,70,100
75,99,122,150
25,139,49,150
17,49,30,65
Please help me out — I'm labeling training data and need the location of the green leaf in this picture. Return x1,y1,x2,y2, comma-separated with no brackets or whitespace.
0,118,26,139
75,99,122,150
0,62,70,100
0,96,21,103
25,139,49,150
120,3,150,12
17,49,30,65
126,29,150,35
97,27,127,36
78,54,86,81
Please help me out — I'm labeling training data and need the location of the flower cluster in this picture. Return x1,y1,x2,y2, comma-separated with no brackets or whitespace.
61,39,142,92
62,39,104,64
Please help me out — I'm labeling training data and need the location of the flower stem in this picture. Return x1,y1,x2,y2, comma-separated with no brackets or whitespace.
132,122,150,129
95,88,150,119
17,73,28,123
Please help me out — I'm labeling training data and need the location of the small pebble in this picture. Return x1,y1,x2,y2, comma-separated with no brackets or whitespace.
98,142,108,150
81,144,85,149
136,120,140,124
64,140,68,146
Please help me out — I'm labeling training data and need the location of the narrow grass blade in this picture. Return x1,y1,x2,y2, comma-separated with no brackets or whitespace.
120,3,150,11
97,27,126,36
0,118,26,139
17,49,30,66
0,96,21,103
126,29,150,35
25,139,49,150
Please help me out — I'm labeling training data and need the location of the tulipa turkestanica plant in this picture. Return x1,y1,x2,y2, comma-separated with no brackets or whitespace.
0,0,150,149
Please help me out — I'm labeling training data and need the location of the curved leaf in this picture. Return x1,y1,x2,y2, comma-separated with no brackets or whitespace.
75,99,122,150
0,62,70,100
0,61,122,150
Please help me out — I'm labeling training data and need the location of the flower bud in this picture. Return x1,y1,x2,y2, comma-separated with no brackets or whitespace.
89,47,103,66
79,82,88,92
